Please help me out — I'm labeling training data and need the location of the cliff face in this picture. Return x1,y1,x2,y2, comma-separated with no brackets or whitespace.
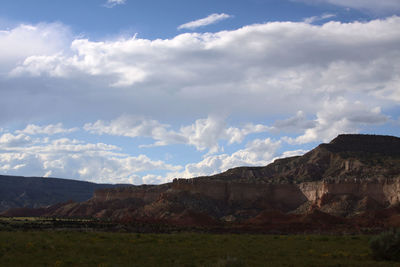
171,179,307,212
299,180,400,205
3,134,400,226
167,178,400,217
93,184,170,203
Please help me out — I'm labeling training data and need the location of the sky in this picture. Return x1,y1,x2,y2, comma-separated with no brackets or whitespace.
0,0,399,184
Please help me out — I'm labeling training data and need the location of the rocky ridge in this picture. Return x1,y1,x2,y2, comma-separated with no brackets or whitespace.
2,134,400,232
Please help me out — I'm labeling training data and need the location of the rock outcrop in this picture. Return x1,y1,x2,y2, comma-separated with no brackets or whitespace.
3,134,400,230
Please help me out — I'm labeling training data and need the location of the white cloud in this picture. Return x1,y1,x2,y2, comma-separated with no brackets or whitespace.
16,123,78,135
84,115,269,153
303,13,336,24
9,17,400,116
0,123,275,183
284,99,389,144
3,18,397,158
178,13,232,30
0,106,391,184
178,116,269,153
104,0,126,8
10,37,148,86
0,132,181,184
169,138,281,178
0,23,71,73
0,133,33,148
84,115,189,147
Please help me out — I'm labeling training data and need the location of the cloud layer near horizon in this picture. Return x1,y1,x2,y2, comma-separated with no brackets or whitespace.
0,16,399,183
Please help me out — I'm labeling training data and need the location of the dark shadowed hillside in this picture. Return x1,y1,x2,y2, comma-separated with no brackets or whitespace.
0,175,127,212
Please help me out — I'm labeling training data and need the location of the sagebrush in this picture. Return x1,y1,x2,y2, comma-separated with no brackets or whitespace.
369,229,400,261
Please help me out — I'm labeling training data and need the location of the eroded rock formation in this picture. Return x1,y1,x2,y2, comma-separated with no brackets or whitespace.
3,134,400,230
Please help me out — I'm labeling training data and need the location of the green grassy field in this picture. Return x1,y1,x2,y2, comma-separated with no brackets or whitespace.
0,231,398,267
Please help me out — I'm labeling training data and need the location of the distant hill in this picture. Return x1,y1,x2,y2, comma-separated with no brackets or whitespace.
0,175,128,212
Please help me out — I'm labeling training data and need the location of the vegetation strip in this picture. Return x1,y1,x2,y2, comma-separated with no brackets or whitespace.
0,231,397,266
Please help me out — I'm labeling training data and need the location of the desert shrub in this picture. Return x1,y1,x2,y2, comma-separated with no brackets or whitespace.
369,229,400,261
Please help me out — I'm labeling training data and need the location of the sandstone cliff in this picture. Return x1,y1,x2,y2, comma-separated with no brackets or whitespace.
3,134,400,229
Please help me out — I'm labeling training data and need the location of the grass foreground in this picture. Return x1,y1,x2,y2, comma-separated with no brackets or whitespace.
0,231,398,267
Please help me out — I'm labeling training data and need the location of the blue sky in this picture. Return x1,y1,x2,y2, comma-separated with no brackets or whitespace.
0,0,399,184
0,0,375,39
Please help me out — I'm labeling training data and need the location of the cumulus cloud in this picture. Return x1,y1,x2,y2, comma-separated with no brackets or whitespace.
16,123,78,135
84,115,186,146
177,116,269,153
0,23,70,73
103,0,126,8
9,17,400,113
169,138,281,178
0,131,181,184
284,99,389,144
10,37,148,86
84,115,269,153
0,133,33,148
178,13,232,30
1,17,398,131
0,121,276,183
